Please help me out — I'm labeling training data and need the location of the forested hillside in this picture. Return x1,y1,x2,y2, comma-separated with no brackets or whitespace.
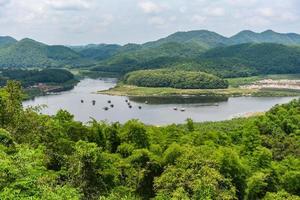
0,68,75,87
0,81,299,199
2,30,300,75
0,36,17,47
0,39,92,67
93,43,300,78
124,69,228,89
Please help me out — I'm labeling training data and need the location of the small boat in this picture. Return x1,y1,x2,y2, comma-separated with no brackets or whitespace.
125,99,128,103
110,104,114,108
138,106,142,109
180,108,186,112
81,100,84,103
92,100,96,105
108,100,111,104
173,107,178,111
129,105,132,109
103,107,109,111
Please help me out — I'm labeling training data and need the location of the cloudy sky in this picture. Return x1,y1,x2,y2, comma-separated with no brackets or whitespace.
0,0,299,45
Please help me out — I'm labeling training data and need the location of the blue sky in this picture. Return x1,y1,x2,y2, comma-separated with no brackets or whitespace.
0,0,299,45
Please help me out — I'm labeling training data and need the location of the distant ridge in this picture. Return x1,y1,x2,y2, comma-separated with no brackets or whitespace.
1,29,300,68
0,38,90,67
229,30,300,45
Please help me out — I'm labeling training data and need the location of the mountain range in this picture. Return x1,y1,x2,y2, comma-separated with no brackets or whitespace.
1,30,300,77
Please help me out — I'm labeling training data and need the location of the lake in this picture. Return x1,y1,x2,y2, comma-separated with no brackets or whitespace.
23,78,298,125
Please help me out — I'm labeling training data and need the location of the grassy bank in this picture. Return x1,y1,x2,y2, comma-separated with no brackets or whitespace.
226,73,300,87
98,73,300,97
98,84,300,97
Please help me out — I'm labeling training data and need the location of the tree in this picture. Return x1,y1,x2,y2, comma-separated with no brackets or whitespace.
120,120,149,149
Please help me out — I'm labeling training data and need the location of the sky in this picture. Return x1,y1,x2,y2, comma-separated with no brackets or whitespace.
0,0,299,45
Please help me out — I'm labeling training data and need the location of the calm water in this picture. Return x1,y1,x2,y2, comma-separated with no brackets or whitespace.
23,78,297,125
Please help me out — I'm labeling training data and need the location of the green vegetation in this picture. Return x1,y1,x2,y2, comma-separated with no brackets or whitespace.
123,69,228,89
0,68,78,99
0,38,92,68
93,42,300,78
2,30,300,79
0,68,75,87
0,81,299,199
0,68,76,87
227,74,300,88
71,44,121,61
99,84,300,97
198,43,300,77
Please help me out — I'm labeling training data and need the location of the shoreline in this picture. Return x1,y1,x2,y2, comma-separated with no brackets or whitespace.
98,84,300,97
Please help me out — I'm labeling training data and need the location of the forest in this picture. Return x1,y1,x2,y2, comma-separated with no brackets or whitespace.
92,43,300,78
0,68,75,87
123,69,229,89
0,81,299,199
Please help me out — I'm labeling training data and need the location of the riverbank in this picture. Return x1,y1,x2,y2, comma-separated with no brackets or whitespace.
23,79,79,100
98,84,300,97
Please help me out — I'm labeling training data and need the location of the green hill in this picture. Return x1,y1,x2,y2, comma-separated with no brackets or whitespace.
123,69,229,89
197,43,300,77
143,30,228,49
0,38,92,68
93,42,205,73
0,36,17,47
71,44,121,61
93,43,300,78
229,30,300,45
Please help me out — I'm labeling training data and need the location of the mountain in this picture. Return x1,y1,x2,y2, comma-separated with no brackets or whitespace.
0,36,17,47
228,30,300,45
195,43,300,77
71,44,122,61
0,38,92,67
94,43,300,78
143,30,228,49
93,42,206,73
1,29,300,70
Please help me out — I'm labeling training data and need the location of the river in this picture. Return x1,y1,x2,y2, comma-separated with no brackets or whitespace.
23,78,297,125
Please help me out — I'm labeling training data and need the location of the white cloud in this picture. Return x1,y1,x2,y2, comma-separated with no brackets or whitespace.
138,1,165,14
191,15,206,24
148,16,165,25
207,7,225,17
225,0,257,6
0,0,300,44
46,0,91,11
245,16,270,26
0,0,10,6
257,8,275,17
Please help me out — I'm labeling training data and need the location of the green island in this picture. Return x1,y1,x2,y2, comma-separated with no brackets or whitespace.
123,69,229,89
0,81,299,199
99,73,300,97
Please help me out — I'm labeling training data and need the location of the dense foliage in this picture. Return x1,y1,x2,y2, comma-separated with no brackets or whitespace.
2,30,300,78
93,42,300,78
0,39,92,68
0,81,299,199
123,69,229,89
0,68,75,87
71,44,122,61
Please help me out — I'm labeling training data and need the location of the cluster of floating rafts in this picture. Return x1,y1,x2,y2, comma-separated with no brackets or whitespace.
80,99,146,111
81,99,186,112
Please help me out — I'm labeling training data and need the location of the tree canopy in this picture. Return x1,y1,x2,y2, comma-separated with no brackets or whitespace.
0,81,299,199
